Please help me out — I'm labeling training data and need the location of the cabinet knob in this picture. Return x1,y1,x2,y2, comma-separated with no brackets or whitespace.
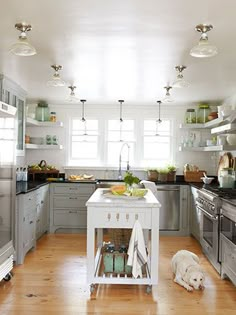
30,220,33,224
116,213,120,221
107,213,111,221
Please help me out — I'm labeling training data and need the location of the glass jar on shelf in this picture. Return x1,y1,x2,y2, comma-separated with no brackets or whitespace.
197,104,211,123
185,108,196,123
50,112,57,122
35,101,50,121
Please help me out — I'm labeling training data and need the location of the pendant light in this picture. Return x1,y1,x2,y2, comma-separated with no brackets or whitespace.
162,86,174,103
155,100,162,136
47,65,66,87
190,24,218,58
172,66,189,88
80,99,87,136
9,22,37,56
67,85,79,102
118,99,124,141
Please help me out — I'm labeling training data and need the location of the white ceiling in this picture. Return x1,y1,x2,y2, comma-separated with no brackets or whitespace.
0,0,236,106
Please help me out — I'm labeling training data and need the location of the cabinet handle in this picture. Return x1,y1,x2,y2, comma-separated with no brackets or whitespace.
126,214,129,221
69,197,78,200
69,188,78,190
135,214,139,220
30,221,33,224
116,213,120,221
41,201,44,204
107,213,111,221
69,211,77,214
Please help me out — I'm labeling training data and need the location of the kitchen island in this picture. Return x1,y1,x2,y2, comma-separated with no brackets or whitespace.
86,188,161,293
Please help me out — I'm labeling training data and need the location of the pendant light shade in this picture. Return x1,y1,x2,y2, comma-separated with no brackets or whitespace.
9,23,36,56
67,85,79,102
162,86,174,103
47,65,66,87
190,24,218,58
172,66,189,88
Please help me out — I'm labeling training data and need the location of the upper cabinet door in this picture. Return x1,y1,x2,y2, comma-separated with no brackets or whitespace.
0,75,27,157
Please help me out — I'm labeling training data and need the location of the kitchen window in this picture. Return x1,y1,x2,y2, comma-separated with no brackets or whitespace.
69,118,99,165
106,119,135,166
141,119,173,167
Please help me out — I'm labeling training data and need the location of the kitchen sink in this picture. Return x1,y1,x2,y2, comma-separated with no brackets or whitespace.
96,179,125,188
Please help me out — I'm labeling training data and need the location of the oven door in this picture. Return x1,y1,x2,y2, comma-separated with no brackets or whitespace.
198,205,221,273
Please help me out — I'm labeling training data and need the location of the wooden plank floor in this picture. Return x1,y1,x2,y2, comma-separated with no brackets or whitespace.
0,234,235,315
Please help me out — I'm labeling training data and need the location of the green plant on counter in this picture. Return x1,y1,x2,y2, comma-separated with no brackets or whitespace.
157,167,169,174
123,171,140,186
166,164,177,173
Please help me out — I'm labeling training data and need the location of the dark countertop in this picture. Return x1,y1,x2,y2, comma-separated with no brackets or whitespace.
16,181,49,195
16,175,190,195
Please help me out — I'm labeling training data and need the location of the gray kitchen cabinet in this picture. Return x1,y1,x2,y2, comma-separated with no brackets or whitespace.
189,186,200,242
36,184,49,240
15,190,37,264
49,183,96,233
0,74,27,156
220,234,236,286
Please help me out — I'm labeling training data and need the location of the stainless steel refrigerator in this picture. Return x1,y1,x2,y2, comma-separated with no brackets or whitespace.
0,101,16,282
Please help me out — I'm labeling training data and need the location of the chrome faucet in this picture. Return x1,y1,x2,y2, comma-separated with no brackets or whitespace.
118,142,130,180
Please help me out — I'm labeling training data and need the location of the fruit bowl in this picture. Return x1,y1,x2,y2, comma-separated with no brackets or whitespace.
131,188,148,197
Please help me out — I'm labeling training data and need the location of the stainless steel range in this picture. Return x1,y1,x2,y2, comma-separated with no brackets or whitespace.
196,188,222,273
196,186,236,274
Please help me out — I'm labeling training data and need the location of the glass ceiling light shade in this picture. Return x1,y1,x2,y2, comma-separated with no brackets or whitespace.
172,65,189,88
9,23,36,56
162,86,174,103
67,85,79,102
190,24,218,58
47,65,66,87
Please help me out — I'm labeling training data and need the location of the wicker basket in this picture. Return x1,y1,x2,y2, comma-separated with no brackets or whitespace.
184,170,205,182
107,229,132,248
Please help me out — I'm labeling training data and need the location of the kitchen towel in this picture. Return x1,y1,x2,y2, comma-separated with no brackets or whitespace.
140,180,158,199
127,220,147,279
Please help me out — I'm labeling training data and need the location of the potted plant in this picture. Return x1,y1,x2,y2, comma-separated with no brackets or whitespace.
157,168,169,182
167,164,177,182
147,169,158,182
123,171,140,193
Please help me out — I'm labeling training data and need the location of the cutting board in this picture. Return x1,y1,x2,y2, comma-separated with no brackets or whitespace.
217,152,233,179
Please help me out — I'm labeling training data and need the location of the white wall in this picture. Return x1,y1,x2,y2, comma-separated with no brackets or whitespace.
25,102,222,177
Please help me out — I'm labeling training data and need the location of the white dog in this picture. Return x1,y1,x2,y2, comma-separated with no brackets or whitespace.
171,250,205,292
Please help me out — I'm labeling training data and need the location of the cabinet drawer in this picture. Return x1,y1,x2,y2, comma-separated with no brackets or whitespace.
53,195,88,208
92,208,152,228
54,210,87,227
53,184,95,195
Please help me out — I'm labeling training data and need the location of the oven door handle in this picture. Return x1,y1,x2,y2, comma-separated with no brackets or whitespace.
197,205,218,220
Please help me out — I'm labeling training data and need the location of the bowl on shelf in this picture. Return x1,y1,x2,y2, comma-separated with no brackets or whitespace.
201,177,214,184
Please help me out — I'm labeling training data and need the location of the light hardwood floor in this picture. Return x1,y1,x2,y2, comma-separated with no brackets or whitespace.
0,234,235,315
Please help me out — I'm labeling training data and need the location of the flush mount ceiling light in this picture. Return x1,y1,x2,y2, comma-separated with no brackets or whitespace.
190,24,218,58
67,85,79,102
47,65,66,87
9,22,36,56
172,66,189,88
162,86,174,103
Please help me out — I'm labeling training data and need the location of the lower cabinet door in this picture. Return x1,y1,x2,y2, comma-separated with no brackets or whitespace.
53,210,87,227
